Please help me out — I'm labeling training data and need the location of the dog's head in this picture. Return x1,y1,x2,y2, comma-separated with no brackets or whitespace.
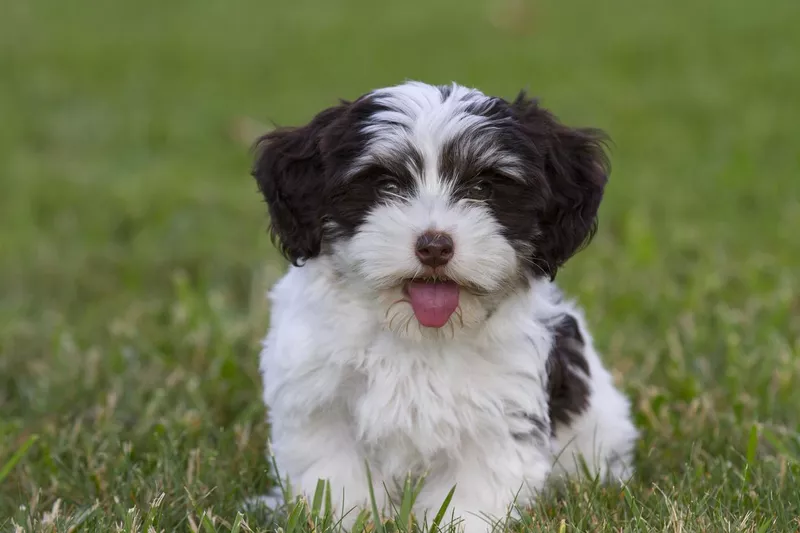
252,82,609,336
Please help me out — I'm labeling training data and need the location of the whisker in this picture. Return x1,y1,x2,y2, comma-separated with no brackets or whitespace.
518,255,548,277
384,299,407,320
388,311,403,332
403,315,415,336
382,191,410,203
447,319,455,341
454,307,464,329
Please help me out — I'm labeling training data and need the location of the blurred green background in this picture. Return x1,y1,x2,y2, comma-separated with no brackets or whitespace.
2,0,799,530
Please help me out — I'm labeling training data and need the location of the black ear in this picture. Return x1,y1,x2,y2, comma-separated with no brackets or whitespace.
251,104,348,266
512,94,610,279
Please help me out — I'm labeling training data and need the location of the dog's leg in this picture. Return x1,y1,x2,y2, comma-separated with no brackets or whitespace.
549,374,638,483
414,436,552,533
267,409,389,527
547,313,638,484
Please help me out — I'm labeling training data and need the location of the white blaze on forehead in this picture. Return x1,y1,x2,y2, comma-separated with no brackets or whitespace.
356,81,518,195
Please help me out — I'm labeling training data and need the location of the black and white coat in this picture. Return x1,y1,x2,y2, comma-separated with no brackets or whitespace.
252,81,638,532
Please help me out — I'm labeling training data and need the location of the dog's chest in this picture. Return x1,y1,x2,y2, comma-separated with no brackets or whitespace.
350,334,543,459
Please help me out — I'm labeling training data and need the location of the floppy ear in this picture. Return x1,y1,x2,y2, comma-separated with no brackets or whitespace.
251,104,348,265
512,94,610,279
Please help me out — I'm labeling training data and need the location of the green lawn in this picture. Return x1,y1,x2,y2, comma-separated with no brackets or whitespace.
2,0,800,530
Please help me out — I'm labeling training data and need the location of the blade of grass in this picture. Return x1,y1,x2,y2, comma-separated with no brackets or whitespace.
311,478,327,521
396,475,413,532
200,510,218,533
143,492,165,532
351,509,371,533
365,461,385,533
285,499,306,533
123,507,139,533
429,485,456,533
743,423,759,485
324,477,334,531
230,512,244,533
0,434,39,484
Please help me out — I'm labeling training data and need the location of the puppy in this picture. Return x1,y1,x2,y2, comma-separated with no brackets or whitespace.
251,81,637,532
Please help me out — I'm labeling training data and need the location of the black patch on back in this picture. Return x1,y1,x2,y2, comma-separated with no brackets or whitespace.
547,314,591,430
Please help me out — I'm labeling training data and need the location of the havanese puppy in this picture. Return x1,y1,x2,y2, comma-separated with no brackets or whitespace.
251,81,637,532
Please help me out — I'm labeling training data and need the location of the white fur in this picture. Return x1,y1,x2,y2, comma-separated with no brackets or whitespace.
329,195,519,340
260,263,637,532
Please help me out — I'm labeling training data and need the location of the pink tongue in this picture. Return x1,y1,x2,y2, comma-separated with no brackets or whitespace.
406,281,460,328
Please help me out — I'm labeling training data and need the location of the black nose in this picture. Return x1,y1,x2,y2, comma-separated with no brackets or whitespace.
415,232,454,267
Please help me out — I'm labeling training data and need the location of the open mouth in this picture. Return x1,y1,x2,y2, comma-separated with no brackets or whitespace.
403,278,461,328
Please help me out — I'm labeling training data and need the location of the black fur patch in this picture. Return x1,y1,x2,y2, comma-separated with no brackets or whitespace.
505,94,610,280
326,159,420,239
436,94,609,280
546,314,591,430
251,95,390,263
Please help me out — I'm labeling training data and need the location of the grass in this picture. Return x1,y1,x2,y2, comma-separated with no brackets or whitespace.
1,0,799,530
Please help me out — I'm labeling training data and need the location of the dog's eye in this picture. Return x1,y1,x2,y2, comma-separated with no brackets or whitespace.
468,180,492,199
379,177,401,194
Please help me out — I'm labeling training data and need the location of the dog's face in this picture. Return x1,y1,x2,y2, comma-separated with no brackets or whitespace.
253,82,609,337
